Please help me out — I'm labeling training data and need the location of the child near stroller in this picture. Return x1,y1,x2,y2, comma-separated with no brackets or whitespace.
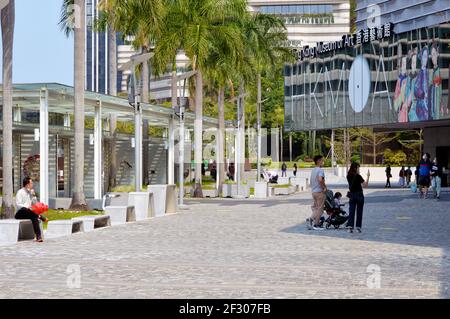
323,190,349,229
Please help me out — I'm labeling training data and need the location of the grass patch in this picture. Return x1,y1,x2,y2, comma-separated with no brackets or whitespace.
250,188,255,196
43,210,104,230
270,184,292,188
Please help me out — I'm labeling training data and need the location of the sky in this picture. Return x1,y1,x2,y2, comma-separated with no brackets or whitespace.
0,0,74,86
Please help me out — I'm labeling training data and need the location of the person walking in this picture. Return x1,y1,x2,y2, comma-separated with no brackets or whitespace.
417,153,432,199
385,164,392,188
15,177,48,242
346,163,370,233
293,163,298,177
430,157,443,200
405,166,413,186
399,166,406,188
281,162,287,177
306,155,327,231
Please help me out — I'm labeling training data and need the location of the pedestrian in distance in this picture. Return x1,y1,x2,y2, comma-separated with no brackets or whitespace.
281,162,287,177
430,157,443,200
417,153,432,199
385,164,392,188
346,163,370,233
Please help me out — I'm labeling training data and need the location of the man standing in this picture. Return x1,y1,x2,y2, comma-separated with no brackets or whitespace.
430,157,443,200
281,162,287,177
15,177,48,242
385,164,392,188
306,155,327,231
417,153,432,199
405,166,413,186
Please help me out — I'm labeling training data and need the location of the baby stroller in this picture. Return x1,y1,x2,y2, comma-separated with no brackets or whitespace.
324,190,349,229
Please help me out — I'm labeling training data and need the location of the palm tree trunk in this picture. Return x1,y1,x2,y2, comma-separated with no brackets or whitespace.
1,0,15,219
193,69,203,198
108,28,117,191
280,126,284,163
239,83,245,180
373,131,376,165
289,132,292,162
141,55,150,186
218,87,225,196
70,0,88,211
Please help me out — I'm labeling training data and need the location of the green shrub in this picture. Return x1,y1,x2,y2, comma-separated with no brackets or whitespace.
384,149,407,166
111,185,136,193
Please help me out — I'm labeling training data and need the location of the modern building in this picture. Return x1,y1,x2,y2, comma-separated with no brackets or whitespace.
284,0,450,168
85,0,189,101
248,0,351,49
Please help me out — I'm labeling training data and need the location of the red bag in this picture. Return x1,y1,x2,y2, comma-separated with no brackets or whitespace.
31,202,49,215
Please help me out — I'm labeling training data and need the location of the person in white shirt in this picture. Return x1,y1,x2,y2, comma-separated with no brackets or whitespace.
15,177,48,242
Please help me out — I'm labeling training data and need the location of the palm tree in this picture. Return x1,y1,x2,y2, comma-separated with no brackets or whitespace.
203,24,245,196
155,0,247,197
239,12,291,175
60,0,88,210
98,0,163,186
97,0,120,190
1,0,15,219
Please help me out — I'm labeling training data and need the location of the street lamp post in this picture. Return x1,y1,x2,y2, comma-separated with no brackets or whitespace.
174,70,197,208
118,52,154,192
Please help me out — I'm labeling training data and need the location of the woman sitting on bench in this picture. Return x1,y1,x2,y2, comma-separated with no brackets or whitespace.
15,177,48,243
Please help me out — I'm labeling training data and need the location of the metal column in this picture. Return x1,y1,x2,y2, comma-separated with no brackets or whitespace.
168,116,175,185
94,100,103,199
39,89,49,205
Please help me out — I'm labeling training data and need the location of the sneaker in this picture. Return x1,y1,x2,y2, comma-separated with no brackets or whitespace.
36,237,44,243
437,196,440,200
356,228,362,233
347,228,354,233
312,225,325,231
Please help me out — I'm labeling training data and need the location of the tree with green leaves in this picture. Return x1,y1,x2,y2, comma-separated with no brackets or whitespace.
1,0,15,218
60,0,89,210
97,0,163,187
154,0,248,197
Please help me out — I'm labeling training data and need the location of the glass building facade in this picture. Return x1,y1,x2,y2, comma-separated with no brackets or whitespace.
284,23,450,132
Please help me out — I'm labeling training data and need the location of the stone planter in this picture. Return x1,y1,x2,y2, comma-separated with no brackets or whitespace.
232,184,250,198
254,182,269,198
221,184,250,198
290,177,308,192
202,189,218,198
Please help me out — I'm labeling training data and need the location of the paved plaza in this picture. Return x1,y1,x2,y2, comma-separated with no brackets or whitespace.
0,186,449,299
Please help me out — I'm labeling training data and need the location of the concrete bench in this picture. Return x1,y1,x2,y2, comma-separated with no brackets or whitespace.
105,206,136,226
148,185,178,217
0,219,43,245
45,220,84,239
72,215,111,232
103,193,136,225
273,186,296,196
128,192,155,220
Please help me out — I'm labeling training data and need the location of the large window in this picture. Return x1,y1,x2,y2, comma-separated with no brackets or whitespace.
258,4,333,16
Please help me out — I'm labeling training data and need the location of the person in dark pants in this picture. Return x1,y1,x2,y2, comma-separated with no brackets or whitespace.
15,177,48,242
293,163,298,177
347,163,370,233
385,164,392,188
281,162,287,177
